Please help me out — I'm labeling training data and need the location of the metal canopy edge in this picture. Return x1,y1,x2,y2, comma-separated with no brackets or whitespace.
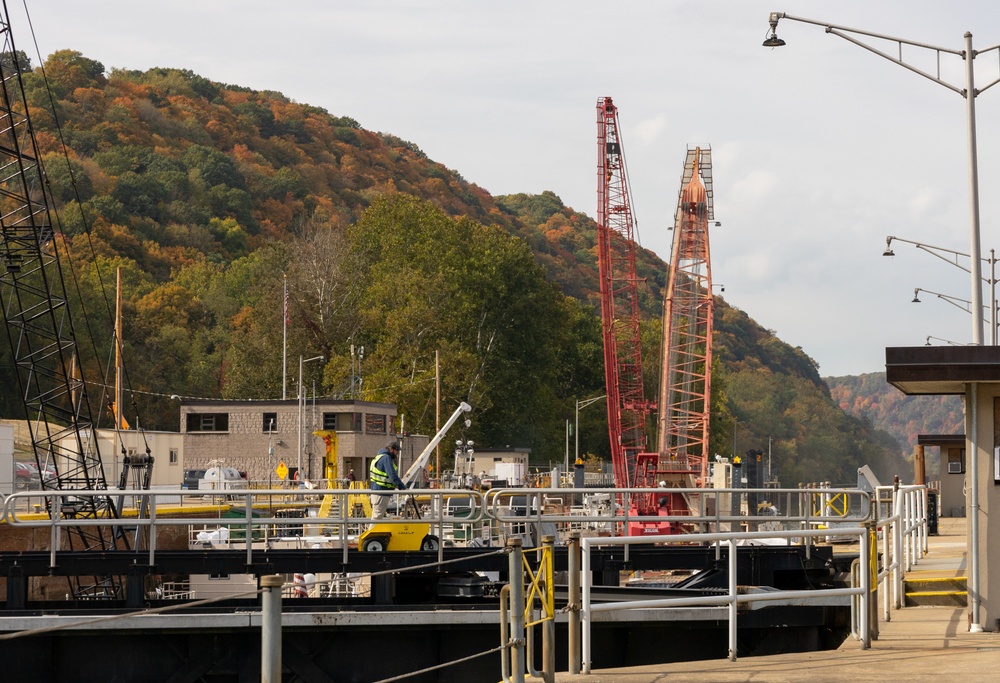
885,346,1000,395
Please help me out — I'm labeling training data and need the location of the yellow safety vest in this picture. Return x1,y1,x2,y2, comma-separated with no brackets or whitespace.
369,454,399,489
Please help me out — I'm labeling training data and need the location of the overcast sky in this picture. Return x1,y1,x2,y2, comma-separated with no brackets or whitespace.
13,1,1000,377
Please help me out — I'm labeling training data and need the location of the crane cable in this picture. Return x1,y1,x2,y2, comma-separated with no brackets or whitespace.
17,0,152,459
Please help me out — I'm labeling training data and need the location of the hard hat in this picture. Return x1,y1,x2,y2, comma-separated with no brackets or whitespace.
387,441,400,452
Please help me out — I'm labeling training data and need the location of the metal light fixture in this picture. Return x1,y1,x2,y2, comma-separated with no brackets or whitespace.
882,237,895,257
925,336,932,346
912,289,921,303
762,13,786,47
764,6,994,635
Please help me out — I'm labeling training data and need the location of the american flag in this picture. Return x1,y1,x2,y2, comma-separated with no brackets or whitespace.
284,277,289,325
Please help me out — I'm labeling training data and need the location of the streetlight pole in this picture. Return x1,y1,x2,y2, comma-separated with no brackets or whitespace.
886,236,998,344
766,13,1000,346
574,395,606,474
297,355,324,483
766,12,1000,632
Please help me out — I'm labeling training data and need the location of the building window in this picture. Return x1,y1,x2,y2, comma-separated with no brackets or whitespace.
365,413,387,434
323,412,362,431
186,413,229,432
263,412,278,433
169,448,178,465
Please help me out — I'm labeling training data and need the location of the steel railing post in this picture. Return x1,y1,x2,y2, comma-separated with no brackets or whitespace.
261,574,283,683
860,526,871,649
727,539,738,661
507,537,525,683
582,537,592,674
567,531,581,674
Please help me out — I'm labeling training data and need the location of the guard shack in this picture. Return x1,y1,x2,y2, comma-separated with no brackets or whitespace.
886,345,1000,632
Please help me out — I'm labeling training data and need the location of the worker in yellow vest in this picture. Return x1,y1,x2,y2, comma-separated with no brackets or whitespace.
369,441,407,519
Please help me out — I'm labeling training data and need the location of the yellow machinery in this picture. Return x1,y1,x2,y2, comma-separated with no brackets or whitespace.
358,401,471,552
358,496,439,551
359,521,438,551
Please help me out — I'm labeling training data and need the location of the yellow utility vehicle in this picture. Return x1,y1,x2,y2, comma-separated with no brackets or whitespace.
359,522,438,551
358,401,470,552
358,495,439,551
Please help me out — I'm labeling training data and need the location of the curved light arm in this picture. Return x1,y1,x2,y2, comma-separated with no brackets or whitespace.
913,287,973,314
576,395,607,411
925,335,964,347
887,235,998,282
769,12,1000,95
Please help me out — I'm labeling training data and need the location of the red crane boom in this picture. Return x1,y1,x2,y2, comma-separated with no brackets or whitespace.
595,97,652,491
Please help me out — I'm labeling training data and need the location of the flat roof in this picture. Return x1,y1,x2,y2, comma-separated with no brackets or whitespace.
885,345,1000,395
916,434,965,447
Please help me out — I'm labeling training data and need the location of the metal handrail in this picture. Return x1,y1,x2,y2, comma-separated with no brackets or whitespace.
2,487,487,567
579,526,872,673
487,486,871,526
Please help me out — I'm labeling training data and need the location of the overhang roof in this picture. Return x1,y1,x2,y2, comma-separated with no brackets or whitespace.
885,346,1000,395
916,434,965,447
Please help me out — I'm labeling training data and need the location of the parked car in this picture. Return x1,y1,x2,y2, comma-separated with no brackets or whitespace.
14,461,38,490
35,462,57,484
13,462,57,491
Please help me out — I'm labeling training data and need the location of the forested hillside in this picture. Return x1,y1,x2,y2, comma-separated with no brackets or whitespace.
0,50,909,482
826,373,964,456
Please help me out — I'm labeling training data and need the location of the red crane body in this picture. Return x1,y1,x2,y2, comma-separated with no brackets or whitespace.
595,97,652,492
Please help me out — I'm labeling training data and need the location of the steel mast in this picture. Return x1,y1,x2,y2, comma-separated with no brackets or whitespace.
657,146,715,486
595,97,652,491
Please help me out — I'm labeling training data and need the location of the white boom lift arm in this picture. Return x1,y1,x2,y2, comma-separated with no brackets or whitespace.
401,402,472,486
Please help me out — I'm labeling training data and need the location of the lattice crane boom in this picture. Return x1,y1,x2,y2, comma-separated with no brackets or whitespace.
656,146,715,485
0,8,126,599
596,97,652,490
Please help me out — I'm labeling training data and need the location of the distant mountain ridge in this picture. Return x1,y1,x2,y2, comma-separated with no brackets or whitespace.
825,372,964,454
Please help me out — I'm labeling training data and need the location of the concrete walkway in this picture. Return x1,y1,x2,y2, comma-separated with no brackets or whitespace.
554,517,1000,682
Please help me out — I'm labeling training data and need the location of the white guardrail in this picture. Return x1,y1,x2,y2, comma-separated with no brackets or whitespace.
576,484,928,673
1,482,929,673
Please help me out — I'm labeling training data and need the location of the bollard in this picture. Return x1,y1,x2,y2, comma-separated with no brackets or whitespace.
507,537,525,683
567,531,581,675
261,574,284,683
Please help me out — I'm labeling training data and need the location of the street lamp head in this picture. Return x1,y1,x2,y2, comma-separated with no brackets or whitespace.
763,13,786,47
882,236,895,256
912,289,921,303
926,336,932,346
763,32,786,48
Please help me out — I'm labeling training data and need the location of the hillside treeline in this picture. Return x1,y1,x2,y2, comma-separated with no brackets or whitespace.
0,50,908,482
826,373,964,461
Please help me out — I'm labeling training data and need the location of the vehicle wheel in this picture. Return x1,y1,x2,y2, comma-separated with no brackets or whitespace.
362,537,387,552
420,535,440,551
15,476,28,491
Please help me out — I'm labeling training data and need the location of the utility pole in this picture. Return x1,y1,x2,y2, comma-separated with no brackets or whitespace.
435,350,440,484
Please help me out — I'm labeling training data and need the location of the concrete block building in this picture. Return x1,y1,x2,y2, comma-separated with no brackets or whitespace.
179,399,426,484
